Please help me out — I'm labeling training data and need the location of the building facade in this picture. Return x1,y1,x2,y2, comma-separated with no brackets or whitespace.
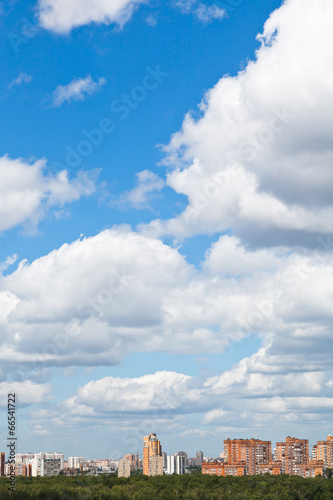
143,433,162,476
224,438,272,475
123,454,139,470
298,461,324,478
68,457,85,469
118,459,131,478
312,435,333,469
166,454,186,475
149,456,164,476
195,451,204,466
0,453,5,477
276,437,309,475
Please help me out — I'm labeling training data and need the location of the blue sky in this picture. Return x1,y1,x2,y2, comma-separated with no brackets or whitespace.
1,0,333,460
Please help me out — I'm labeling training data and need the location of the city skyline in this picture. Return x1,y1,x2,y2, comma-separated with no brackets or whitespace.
1,0,333,458
2,430,333,462
2,431,332,480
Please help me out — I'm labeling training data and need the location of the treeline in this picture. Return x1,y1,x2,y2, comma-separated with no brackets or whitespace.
0,473,333,499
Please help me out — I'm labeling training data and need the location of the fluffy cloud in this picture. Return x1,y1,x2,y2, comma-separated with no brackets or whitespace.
1,227,333,378
25,357,333,446
38,0,147,34
51,76,106,107
65,371,199,415
4,0,333,449
142,0,333,244
0,380,51,408
0,155,96,233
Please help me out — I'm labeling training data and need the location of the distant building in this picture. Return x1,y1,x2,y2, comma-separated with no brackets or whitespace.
276,437,309,475
143,433,162,476
118,459,131,478
123,454,139,470
61,468,79,476
186,457,196,466
149,456,164,476
195,451,203,466
162,452,167,470
257,462,282,475
68,457,85,469
0,453,5,477
14,453,34,464
299,460,324,478
166,454,186,475
32,457,62,477
224,438,272,475
312,435,333,468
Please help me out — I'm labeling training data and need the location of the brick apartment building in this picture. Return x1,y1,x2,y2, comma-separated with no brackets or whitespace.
143,433,163,476
203,435,328,478
224,438,272,475
276,437,309,475
312,435,333,469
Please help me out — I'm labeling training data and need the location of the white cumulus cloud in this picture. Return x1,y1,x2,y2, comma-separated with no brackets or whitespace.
0,155,96,233
142,0,333,245
38,0,147,34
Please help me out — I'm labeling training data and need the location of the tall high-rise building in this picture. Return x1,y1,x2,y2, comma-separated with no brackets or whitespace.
0,453,5,477
276,437,309,475
195,451,204,466
312,435,333,468
118,459,131,478
224,438,271,475
143,433,162,476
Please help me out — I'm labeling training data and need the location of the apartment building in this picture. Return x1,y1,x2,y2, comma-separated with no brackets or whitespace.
202,460,247,476
31,456,62,477
195,451,204,466
4,463,32,477
202,461,225,476
224,438,271,475
276,437,309,475
143,433,162,476
312,435,333,468
123,454,139,470
257,462,282,475
14,453,34,464
118,459,131,478
0,453,5,477
166,454,186,475
298,460,324,478
68,457,85,469
149,455,164,476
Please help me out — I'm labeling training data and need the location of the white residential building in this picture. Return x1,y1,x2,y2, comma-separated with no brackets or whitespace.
68,456,85,468
166,454,186,475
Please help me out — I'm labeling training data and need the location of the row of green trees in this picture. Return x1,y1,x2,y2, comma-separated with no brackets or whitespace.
0,473,333,499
